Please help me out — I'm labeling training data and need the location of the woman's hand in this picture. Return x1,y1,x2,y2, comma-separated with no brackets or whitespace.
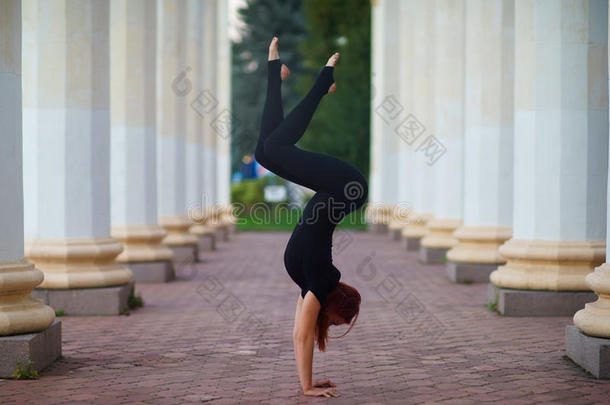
304,387,339,397
312,379,336,388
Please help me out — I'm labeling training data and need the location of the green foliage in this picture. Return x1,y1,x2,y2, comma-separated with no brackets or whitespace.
55,309,65,316
231,0,308,173
296,0,371,178
231,175,289,208
128,287,144,310
12,360,39,380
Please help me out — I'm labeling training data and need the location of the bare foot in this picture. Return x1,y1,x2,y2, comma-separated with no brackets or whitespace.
326,52,339,93
281,64,290,81
269,37,290,81
268,36,279,61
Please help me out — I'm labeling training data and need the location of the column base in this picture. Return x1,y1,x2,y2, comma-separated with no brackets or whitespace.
487,284,597,317
32,280,135,316
168,245,199,265
446,261,497,284
388,227,403,241
419,246,448,264
127,261,174,283
0,319,62,378
198,234,216,252
565,325,610,378
402,236,421,251
368,223,388,234
215,225,229,242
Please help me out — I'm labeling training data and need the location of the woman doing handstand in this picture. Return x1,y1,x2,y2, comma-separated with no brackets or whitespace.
254,37,368,398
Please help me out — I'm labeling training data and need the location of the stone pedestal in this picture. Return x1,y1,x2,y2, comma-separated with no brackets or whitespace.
159,216,199,264
447,262,497,284
401,213,432,252
127,261,175,283
447,226,511,284
33,280,135,316
488,284,597,317
566,325,610,379
112,225,174,283
402,236,421,251
0,320,62,379
191,225,216,252
420,218,461,264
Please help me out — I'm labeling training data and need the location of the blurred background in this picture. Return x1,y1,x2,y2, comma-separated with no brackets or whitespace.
228,0,371,231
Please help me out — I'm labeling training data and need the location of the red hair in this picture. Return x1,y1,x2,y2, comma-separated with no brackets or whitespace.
315,281,361,351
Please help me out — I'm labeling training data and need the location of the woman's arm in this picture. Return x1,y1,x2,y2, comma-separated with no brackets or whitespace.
293,291,338,397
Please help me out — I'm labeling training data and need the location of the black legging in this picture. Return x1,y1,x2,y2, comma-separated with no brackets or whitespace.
254,59,368,307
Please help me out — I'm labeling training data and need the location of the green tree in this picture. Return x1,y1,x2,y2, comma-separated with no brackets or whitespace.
231,0,307,174
296,0,371,179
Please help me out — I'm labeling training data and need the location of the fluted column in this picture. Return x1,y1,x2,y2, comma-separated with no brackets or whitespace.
567,6,610,376
446,0,514,283
489,0,607,316
573,0,610,337
215,0,233,238
376,0,403,241
367,0,388,233
22,0,133,312
157,0,199,263
420,0,465,264
193,0,220,248
0,4,60,375
400,0,435,249
184,0,211,250
110,0,174,282
0,0,56,338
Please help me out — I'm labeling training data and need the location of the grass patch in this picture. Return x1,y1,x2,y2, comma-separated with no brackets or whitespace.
236,205,367,232
128,287,144,310
55,309,65,316
487,288,499,313
12,360,39,380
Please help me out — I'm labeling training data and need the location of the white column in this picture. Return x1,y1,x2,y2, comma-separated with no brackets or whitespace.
375,0,408,240
420,0,465,256
22,0,132,289
156,0,198,254
110,0,173,269
215,0,233,230
0,0,55,336
390,0,417,242
193,0,222,238
446,0,514,274
573,0,610,338
401,0,436,243
185,0,204,219
366,0,387,231
490,0,607,291
202,0,218,215
185,0,220,241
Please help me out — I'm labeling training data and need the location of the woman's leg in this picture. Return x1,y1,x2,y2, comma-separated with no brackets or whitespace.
263,64,368,209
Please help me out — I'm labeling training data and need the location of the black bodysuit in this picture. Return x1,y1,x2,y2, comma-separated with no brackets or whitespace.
255,59,368,308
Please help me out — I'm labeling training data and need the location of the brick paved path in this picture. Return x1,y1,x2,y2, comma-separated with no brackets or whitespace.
2,230,610,404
